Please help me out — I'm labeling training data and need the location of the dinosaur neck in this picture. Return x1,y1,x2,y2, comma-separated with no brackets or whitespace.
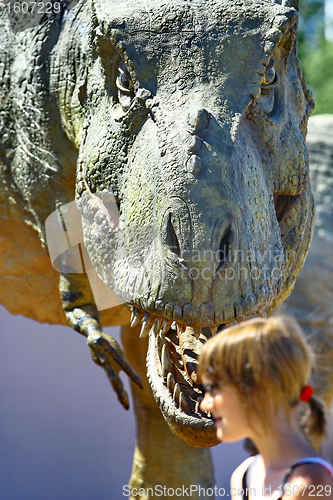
121,324,215,499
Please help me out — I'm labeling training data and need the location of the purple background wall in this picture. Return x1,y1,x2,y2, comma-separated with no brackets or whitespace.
0,305,332,500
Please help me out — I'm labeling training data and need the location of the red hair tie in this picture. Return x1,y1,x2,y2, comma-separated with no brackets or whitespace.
300,385,314,402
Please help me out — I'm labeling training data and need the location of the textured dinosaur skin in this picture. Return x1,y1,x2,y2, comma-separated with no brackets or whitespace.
0,0,315,496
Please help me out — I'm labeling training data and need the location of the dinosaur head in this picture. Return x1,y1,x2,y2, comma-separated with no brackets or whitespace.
77,0,315,447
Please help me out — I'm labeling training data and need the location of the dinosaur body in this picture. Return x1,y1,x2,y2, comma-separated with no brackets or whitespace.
0,0,316,496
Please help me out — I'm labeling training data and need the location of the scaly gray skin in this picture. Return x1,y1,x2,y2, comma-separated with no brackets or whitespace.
0,0,314,468
278,114,333,436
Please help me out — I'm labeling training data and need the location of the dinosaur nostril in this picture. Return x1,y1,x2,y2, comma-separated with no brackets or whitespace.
216,225,231,272
166,213,181,257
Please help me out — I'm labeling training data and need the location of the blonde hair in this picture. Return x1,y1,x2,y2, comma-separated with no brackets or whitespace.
198,315,326,443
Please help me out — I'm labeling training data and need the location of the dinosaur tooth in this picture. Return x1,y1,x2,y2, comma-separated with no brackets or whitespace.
131,307,143,327
173,383,181,405
179,392,189,410
167,372,175,392
162,318,172,335
210,326,217,336
152,316,162,335
157,332,165,357
171,321,177,330
139,312,155,338
161,344,172,377
193,326,201,340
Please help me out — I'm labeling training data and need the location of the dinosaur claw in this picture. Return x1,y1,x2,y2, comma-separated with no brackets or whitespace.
87,328,143,407
133,375,144,390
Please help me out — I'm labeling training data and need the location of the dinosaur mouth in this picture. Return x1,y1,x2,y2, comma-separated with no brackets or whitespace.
131,309,259,447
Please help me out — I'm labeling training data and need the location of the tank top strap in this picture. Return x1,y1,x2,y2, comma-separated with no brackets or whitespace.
242,467,249,500
242,456,260,500
280,457,333,492
241,456,333,500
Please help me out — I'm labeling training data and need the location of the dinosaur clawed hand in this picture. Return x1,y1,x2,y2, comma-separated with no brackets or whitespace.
87,330,143,410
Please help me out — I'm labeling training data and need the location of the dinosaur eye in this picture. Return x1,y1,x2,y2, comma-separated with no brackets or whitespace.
263,67,276,85
261,62,279,95
116,62,134,94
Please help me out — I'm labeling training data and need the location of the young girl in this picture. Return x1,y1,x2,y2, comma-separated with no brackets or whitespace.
199,315,333,500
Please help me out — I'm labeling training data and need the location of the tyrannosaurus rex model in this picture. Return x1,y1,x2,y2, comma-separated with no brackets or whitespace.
0,0,316,496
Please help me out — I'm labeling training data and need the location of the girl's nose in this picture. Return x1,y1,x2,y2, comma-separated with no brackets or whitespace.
200,393,213,413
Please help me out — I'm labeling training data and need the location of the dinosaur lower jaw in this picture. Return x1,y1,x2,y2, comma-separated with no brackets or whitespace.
145,314,258,448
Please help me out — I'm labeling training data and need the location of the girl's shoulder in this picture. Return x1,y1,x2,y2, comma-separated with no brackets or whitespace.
281,458,333,500
231,455,258,496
